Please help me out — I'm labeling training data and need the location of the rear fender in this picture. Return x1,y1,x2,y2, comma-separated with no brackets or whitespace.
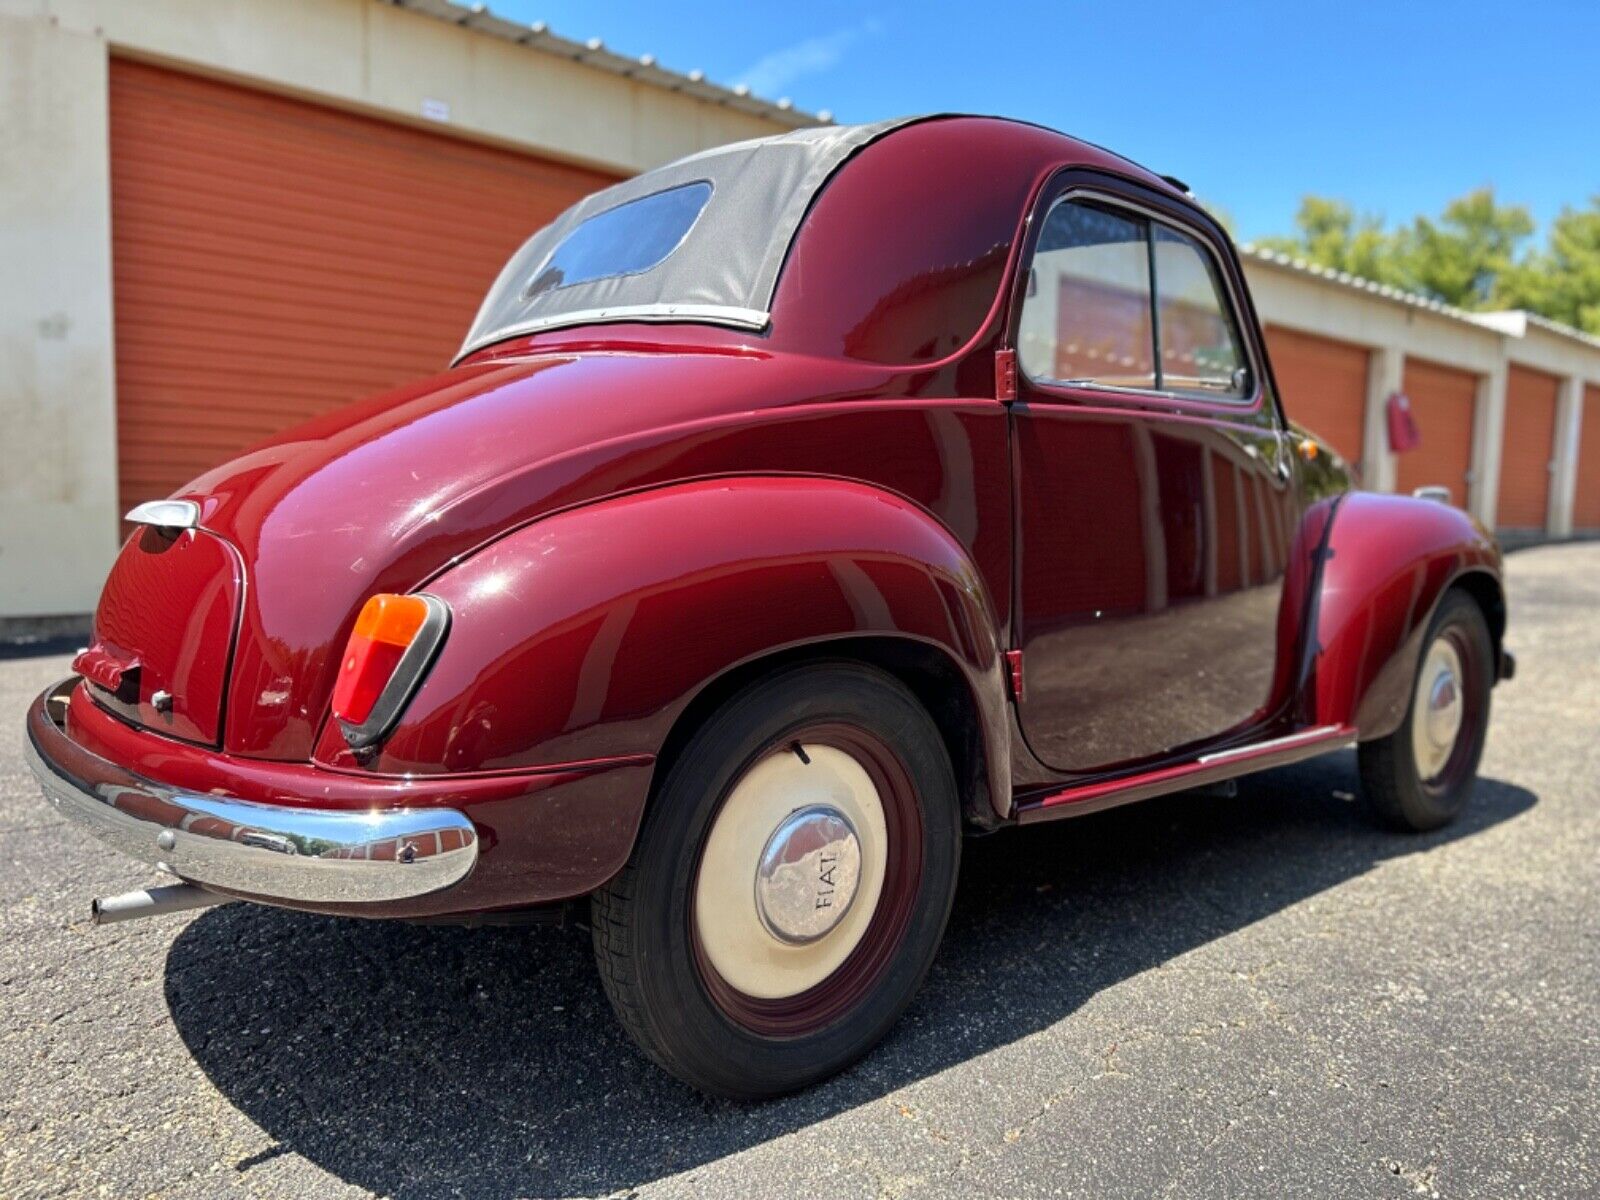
1307,492,1502,739
316,476,1011,818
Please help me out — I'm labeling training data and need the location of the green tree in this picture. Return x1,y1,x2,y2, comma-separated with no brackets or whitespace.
1496,197,1600,334
1255,187,1555,315
1255,196,1393,283
1386,188,1534,309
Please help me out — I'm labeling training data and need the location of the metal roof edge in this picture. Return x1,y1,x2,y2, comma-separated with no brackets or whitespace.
389,0,829,130
1239,245,1600,353
1494,308,1600,354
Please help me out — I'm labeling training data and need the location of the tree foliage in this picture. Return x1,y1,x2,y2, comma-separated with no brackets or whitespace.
1256,197,1391,283
1255,189,1600,335
1496,199,1600,333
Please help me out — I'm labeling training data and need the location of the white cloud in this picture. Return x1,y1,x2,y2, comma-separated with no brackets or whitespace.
734,20,882,98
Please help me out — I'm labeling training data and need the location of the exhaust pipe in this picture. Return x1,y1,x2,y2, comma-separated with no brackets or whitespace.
91,883,233,925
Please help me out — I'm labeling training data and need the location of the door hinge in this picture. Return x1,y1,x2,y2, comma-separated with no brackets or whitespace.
1004,649,1024,701
995,348,1017,402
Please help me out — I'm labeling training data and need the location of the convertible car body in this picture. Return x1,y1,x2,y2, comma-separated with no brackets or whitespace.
25,115,1512,1096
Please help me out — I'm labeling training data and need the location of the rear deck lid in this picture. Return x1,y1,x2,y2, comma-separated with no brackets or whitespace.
79,525,244,745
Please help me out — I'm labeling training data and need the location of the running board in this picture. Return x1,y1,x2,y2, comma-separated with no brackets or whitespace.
1014,725,1357,825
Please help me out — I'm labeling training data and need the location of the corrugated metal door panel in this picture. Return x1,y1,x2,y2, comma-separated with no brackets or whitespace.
1262,325,1368,469
1497,365,1560,530
1396,358,1477,508
1576,386,1600,531
109,59,620,516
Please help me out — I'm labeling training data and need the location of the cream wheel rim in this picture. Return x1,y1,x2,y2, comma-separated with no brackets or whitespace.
1412,637,1465,782
693,743,888,1000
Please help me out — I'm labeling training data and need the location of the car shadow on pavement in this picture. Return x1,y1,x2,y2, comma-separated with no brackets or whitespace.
164,752,1534,1200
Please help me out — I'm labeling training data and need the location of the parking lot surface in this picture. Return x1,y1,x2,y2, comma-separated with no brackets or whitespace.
2,542,1595,1199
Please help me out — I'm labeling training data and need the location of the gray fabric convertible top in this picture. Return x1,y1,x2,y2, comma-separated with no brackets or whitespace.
456,117,916,360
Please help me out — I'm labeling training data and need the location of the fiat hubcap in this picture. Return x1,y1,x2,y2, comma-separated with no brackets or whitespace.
755,805,862,943
1412,638,1465,781
694,743,887,1000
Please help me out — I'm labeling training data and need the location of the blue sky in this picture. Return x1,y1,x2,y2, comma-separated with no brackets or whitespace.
496,1,1598,244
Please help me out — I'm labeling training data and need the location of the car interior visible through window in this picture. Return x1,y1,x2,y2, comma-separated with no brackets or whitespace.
1017,194,1251,401
1152,223,1249,397
1018,200,1156,390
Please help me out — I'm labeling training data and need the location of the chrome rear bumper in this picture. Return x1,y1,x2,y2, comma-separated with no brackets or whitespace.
24,679,478,907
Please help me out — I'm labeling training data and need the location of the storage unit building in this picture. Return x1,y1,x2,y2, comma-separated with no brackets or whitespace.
1262,325,1369,470
1575,386,1600,534
109,59,623,516
1496,365,1561,532
0,0,812,623
1395,358,1479,509
4,0,1600,626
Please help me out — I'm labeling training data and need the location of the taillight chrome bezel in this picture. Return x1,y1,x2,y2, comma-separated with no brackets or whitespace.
124,499,200,532
336,593,451,750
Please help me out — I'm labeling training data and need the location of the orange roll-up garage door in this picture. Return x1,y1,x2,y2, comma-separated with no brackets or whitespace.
1262,326,1369,470
1497,364,1560,531
1395,358,1477,508
108,59,620,516
1575,385,1600,532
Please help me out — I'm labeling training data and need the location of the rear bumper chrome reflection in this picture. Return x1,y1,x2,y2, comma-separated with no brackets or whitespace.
25,679,478,907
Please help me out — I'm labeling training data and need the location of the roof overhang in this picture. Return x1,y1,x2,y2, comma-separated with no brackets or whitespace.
390,0,827,130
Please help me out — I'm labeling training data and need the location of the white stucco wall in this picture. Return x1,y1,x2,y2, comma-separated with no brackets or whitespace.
0,14,121,618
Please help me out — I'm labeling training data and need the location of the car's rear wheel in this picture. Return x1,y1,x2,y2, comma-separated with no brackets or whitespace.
1358,590,1493,831
591,662,960,1098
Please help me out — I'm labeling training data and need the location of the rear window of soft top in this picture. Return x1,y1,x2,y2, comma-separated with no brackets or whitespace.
522,181,712,300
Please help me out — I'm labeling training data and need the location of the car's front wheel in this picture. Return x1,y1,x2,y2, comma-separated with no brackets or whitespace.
591,662,961,1099
1358,589,1493,831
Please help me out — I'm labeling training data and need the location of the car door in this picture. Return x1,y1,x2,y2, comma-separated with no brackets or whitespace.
1009,177,1301,774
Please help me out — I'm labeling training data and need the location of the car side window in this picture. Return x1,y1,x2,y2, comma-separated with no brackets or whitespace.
1017,200,1156,390
1017,193,1252,401
1152,225,1249,397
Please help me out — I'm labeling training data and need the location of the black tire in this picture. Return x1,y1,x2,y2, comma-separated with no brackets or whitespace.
1358,590,1493,832
591,662,961,1099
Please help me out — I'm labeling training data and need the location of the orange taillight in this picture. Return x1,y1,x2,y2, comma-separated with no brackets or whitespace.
352,592,430,647
332,594,436,729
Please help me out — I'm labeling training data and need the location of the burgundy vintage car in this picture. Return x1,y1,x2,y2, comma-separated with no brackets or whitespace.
26,115,1513,1098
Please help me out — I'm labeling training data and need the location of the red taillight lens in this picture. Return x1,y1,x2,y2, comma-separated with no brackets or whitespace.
331,593,433,727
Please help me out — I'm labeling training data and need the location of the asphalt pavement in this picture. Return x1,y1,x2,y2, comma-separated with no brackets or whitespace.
2,542,1595,1199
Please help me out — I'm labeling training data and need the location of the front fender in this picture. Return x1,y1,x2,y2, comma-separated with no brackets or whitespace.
317,476,1010,813
1309,492,1502,738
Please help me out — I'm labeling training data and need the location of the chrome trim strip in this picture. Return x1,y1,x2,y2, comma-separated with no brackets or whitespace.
1196,724,1354,766
337,593,450,750
1017,724,1356,825
124,499,200,530
25,680,478,906
454,303,770,363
